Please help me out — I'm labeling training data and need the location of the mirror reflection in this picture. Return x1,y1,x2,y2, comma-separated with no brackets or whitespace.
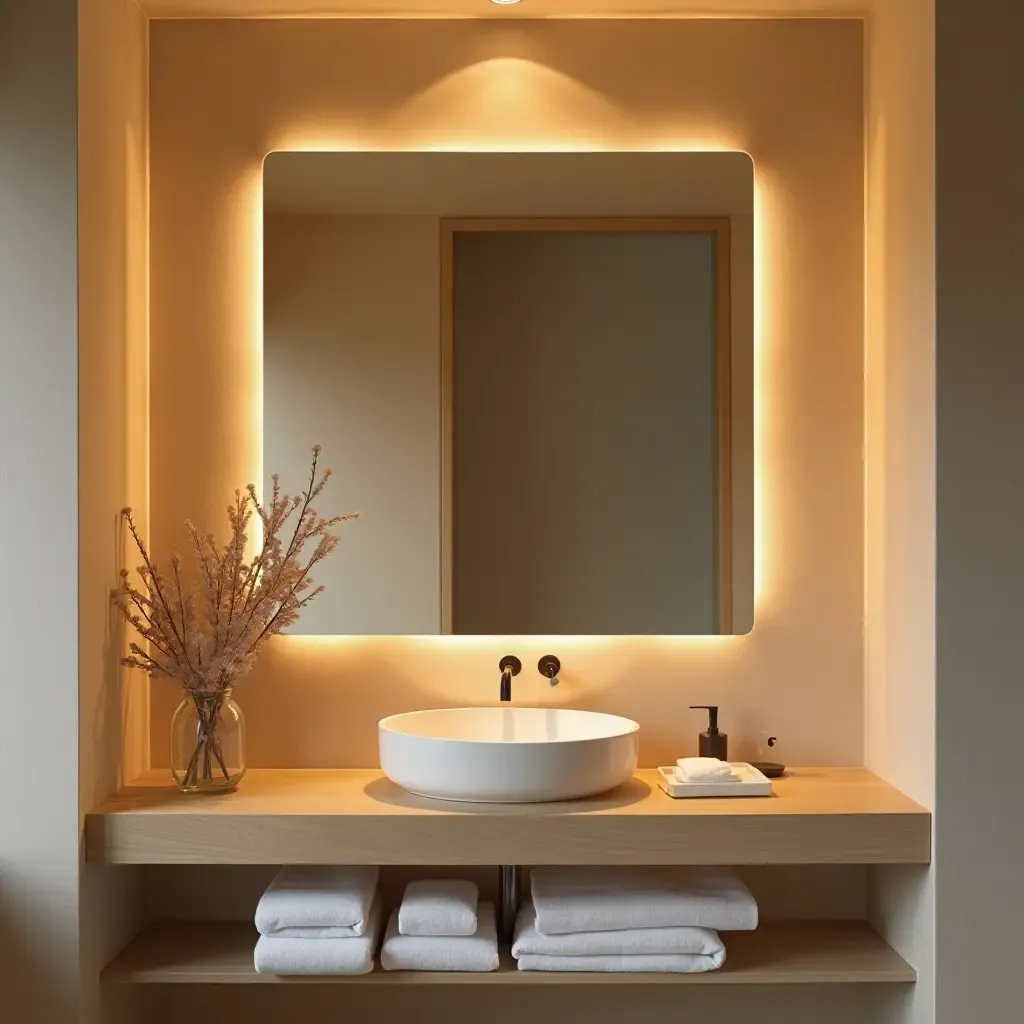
263,152,753,635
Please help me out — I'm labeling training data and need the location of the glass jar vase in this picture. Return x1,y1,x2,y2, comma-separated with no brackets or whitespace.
171,688,246,794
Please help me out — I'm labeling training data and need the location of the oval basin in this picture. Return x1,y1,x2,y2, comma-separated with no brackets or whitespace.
378,707,639,803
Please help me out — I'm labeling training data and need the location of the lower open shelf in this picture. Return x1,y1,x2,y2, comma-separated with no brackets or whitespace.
103,920,914,985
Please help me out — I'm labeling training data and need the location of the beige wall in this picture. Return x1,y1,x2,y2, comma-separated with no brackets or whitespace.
862,1,936,1022
78,0,150,1021
149,19,863,770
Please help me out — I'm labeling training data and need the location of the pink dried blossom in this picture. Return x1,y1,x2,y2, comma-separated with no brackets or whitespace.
119,447,356,693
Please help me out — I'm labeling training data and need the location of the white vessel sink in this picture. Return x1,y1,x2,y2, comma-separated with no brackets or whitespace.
378,707,639,803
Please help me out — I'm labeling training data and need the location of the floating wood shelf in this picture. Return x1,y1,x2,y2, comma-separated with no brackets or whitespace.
86,768,930,866
102,920,915,985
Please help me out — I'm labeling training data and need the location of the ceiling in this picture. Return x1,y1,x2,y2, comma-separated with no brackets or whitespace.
139,0,871,19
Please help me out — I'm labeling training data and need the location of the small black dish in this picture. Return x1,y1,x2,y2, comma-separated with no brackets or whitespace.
750,761,786,779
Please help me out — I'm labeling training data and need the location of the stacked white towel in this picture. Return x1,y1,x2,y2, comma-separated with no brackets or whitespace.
254,866,382,975
399,879,479,937
513,867,757,973
382,880,498,972
675,757,740,783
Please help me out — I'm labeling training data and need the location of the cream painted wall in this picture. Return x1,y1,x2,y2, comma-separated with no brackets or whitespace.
149,19,864,771
863,2,935,1022
77,1,150,1022
146,18,864,770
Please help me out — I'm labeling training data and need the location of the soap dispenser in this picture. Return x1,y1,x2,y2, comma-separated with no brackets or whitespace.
690,705,728,760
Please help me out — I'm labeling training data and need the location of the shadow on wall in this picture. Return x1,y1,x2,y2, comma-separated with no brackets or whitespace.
87,511,149,799
0,874,73,1023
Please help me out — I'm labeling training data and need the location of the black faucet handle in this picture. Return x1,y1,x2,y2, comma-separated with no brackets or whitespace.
538,655,561,685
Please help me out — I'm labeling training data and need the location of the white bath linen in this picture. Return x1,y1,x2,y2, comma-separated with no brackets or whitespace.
512,901,725,958
381,901,500,972
516,950,725,973
398,879,479,937
675,757,739,782
254,897,382,975
255,865,379,938
529,867,758,934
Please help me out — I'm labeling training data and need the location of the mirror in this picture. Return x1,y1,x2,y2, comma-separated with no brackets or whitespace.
263,152,753,635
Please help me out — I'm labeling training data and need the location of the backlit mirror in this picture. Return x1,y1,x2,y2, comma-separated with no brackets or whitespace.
263,152,753,635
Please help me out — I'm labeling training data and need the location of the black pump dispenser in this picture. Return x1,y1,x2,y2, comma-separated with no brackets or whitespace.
690,705,728,760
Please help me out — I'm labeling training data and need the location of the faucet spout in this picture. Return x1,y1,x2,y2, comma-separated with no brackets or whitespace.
498,655,521,702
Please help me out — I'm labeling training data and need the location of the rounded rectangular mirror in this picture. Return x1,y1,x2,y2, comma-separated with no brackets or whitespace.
263,151,753,634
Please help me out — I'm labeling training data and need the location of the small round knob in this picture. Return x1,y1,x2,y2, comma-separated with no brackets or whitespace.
538,655,561,685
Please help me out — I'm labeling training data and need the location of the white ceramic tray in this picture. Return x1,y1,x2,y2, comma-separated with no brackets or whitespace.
656,763,774,798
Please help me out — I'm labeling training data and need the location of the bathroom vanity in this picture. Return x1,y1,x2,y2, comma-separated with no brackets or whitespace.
81,134,932,1001
88,768,927,986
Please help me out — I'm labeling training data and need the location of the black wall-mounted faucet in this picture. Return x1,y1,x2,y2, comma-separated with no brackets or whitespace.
499,656,521,702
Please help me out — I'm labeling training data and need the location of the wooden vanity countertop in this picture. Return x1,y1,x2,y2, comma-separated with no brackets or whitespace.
86,767,930,866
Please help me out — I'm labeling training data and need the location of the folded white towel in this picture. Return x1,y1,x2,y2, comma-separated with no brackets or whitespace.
399,879,479,937
255,865,379,938
676,757,738,782
512,901,725,958
254,897,382,975
530,867,758,934
516,951,725,973
381,901,499,972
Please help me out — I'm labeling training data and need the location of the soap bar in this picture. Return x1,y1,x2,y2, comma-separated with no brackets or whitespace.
656,763,773,798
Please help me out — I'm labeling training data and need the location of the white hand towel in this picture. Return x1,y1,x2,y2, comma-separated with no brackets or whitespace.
676,757,738,782
398,879,479,937
255,865,379,938
530,867,758,934
516,951,725,973
254,897,382,975
381,901,500,972
512,901,725,958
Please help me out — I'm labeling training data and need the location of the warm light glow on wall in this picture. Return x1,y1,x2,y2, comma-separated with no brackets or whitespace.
251,164,265,503
278,59,628,154
752,174,773,613
252,57,769,644
279,630,725,703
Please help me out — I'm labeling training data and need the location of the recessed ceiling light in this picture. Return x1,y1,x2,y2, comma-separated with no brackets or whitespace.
490,0,522,5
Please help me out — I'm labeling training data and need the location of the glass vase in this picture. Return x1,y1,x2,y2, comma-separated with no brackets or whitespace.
171,688,246,794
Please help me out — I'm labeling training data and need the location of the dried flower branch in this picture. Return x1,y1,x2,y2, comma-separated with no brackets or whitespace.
119,445,356,694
